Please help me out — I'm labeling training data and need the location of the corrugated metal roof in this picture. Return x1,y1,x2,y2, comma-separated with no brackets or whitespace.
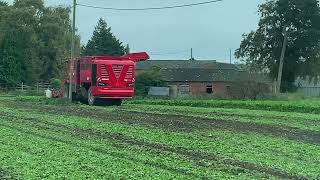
136,60,238,70
161,69,238,82
136,60,239,82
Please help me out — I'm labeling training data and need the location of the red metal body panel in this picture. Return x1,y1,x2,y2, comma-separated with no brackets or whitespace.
65,52,149,100
79,57,92,84
91,87,134,99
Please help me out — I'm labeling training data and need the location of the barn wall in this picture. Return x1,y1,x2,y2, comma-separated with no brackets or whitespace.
168,81,230,97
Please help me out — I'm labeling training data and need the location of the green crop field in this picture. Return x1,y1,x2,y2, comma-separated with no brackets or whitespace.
0,96,320,179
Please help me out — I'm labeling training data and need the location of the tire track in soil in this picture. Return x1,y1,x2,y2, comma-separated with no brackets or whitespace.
121,111,320,145
0,114,308,180
129,107,320,124
165,110,320,126
9,102,320,145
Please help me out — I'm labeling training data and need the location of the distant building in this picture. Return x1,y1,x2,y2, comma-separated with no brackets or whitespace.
136,60,239,97
295,76,320,97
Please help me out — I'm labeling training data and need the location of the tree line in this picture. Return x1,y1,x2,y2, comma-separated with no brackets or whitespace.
0,0,123,87
2,0,320,94
236,0,320,92
0,0,78,86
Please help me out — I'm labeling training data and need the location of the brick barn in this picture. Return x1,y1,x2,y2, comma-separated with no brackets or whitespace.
136,60,239,97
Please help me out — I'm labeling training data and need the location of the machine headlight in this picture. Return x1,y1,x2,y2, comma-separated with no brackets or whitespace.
98,82,107,86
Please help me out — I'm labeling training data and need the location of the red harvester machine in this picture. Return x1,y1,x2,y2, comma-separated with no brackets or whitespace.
63,52,149,105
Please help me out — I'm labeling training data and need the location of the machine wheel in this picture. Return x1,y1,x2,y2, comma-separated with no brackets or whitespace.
113,99,122,106
80,87,88,104
88,87,97,106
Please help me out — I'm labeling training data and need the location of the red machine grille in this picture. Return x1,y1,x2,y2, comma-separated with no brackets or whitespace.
125,65,133,79
101,65,109,79
112,64,123,78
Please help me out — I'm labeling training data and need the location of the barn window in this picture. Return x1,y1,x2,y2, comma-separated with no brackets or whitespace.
206,85,213,94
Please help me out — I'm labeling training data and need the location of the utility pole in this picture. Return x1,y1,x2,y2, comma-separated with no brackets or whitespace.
229,48,232,64
69,0,76,100
190,48,194,60
276,27,288,94
125,44,130,55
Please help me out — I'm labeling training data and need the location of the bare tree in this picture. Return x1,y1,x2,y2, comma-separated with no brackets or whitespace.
228,71,271,100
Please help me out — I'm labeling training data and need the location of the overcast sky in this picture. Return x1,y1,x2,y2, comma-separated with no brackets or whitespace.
5,0,264,62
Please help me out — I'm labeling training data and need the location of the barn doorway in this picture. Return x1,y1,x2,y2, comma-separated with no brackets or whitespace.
206,85,213,94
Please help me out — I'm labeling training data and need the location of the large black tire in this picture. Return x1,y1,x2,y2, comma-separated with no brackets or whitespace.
100,99,113,106
80,87,88,104
88,87,97,106
113,99,122,106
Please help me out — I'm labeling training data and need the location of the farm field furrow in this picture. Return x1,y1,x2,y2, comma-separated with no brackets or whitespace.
126,99,320,114
4,100,320,145
123,104,320,131
0,97,320,179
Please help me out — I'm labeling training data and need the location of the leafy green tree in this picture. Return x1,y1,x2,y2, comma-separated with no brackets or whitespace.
0,4,23,86
39,7,80,80
0,1,7,6
235,0,320,92
0,0,80,86
14,0,44,10
9,0,44,84
83,18,124,56
0,32,22,87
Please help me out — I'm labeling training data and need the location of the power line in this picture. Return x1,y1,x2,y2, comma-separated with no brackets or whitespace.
77,0,223,11
150,50,189,56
